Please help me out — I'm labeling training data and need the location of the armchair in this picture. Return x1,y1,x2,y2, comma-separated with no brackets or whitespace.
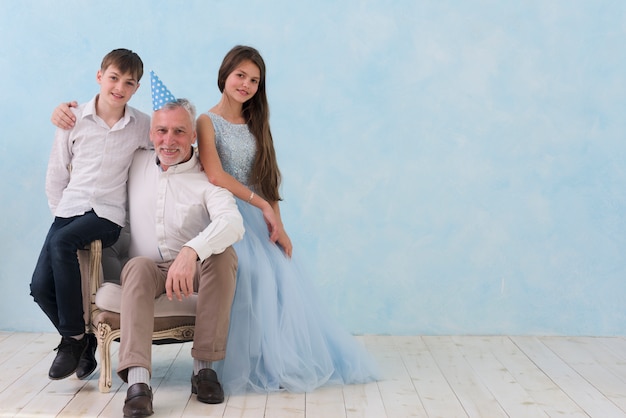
78,238,197,393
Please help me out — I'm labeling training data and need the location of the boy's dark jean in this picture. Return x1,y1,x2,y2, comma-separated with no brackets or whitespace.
30,210,121,337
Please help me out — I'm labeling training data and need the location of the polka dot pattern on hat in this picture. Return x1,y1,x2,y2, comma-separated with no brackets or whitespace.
150,70,176,111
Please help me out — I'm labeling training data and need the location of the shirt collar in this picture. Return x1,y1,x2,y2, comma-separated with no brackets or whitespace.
81,94,137,128
155,149,200,173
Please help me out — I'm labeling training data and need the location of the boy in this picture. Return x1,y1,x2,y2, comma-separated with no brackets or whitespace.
30,48,150,381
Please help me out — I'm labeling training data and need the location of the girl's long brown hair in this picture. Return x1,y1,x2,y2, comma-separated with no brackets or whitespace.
217,45,282,201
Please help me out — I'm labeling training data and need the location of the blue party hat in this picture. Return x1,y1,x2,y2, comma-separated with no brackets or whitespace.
150,70,176,111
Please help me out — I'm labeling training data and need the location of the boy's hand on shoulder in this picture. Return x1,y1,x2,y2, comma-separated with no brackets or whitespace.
51,101,78,130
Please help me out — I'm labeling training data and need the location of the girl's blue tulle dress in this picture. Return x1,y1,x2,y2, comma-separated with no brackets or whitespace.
207,112,379,394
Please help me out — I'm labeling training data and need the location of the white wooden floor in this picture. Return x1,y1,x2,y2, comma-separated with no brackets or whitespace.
1,333,626,417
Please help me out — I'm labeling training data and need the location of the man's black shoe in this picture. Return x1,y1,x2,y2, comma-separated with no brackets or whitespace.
123,383,153,417
48,336,89,380
191,368,224,404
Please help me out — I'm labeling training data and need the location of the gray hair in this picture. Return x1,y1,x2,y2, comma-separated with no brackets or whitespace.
160,98,196,126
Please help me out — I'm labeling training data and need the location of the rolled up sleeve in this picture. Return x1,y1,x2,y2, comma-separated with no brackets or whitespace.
185,187,244,261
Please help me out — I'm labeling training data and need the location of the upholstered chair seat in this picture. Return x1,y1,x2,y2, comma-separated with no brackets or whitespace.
78,234,196,393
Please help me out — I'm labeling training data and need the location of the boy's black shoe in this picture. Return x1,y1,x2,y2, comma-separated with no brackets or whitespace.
48,335,89,380
76,333,98,379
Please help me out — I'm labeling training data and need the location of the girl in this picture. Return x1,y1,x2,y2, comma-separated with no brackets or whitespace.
196,45,378,394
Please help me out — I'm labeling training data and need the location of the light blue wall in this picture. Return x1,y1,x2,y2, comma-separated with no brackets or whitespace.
1,0,625,336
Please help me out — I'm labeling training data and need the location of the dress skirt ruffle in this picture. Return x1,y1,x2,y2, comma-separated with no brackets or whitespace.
214,200,379,394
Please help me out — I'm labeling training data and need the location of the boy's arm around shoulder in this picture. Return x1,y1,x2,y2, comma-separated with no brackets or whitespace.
184,185,244,262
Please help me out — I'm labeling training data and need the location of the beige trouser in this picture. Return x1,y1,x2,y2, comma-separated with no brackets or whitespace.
117,247,237,382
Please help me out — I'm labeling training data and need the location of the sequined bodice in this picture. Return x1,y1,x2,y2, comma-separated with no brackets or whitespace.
207,112,257,187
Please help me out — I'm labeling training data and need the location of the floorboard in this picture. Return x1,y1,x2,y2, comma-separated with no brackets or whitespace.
512,336,625,418
1,333,626,417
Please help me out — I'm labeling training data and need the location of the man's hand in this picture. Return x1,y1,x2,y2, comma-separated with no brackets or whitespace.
51,101,78,130
165,246,198,301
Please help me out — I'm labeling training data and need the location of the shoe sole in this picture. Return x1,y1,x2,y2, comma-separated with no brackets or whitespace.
49,359,84,380
123,412,153,418
48,370,78,380
191,385,224,404
76,363,97,380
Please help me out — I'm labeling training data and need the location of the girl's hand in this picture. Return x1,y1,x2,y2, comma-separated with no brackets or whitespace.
266,200,292,257
51,101,78,130
276,225,293,258
261,205,280,243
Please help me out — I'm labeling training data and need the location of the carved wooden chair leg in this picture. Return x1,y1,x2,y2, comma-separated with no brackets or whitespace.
97,323,117,393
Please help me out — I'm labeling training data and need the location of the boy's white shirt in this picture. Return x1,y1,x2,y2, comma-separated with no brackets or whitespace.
45,94,151,227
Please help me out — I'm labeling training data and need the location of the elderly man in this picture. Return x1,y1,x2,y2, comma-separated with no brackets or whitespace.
119,97,243,417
